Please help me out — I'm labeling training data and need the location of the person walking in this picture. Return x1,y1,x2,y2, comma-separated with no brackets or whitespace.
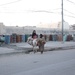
38,34,46,54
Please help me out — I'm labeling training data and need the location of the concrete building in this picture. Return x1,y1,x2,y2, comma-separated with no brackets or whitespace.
0,23,6,35
0,22,74,35
37,21,69,30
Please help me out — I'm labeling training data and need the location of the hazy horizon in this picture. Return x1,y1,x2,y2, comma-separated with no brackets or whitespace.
0,0,75,27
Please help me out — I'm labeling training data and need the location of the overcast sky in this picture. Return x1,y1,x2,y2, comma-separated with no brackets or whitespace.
0,0,75,27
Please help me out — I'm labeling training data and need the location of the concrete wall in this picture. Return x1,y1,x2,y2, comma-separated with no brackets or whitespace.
0,22,74,35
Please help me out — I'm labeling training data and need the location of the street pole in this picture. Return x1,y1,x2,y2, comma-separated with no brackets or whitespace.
62,0,64,42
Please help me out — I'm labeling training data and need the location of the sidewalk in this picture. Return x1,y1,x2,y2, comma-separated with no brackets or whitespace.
0,41,75,56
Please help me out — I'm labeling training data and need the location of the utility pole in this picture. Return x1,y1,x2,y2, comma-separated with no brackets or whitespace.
62,0,64,42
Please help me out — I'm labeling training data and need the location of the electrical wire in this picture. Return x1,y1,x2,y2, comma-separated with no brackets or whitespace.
0,0,75,19
29,10,75,18
64,14,75,18
0,9,75,18
28,10,54,13
64,9,75,15
66,0,75,5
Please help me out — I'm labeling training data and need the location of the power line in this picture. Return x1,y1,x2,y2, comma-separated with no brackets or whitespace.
29,10,75,18
64,9,75,15
0,9,75,18
28,10,61,14
1,10,75,18
66,0,75,5
0,10,61,14
64,14,75,18
28,10,54,13
0,0,21,6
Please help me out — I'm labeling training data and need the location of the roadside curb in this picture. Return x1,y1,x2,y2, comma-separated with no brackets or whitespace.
0,45,75,56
